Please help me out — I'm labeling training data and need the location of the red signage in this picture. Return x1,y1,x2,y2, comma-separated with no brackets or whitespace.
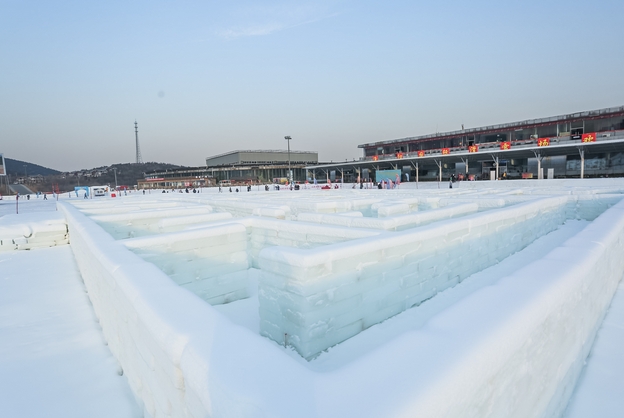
468,145,478,153
417,150,425,157
500,141,511,150
538,138,550,147
582,133,596,142
396,152,404,159
441,148,450,155
372,155,379,161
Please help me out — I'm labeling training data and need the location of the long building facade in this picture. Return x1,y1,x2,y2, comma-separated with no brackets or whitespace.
140,150,319,189
307,105,624,182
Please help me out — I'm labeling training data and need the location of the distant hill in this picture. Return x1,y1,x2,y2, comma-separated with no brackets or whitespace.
1,160,188,194
4,158,61,176
93,162,187,188
43,162,188,192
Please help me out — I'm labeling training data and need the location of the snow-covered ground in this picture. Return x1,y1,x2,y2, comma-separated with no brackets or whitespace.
0,245,141,417
2,180,624,418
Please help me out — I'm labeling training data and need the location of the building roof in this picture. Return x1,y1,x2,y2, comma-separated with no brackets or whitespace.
359,105,624,148
207,150,318,159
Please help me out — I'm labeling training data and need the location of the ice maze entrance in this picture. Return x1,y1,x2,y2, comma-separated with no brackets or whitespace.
59,180,624,418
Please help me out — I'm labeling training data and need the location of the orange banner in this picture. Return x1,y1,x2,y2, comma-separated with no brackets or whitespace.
441,148,450,155
396,152,403,159
372,155,378,161
582,133,596,142
500,141,511,150
538,138,550,147
417,150,425,157
468,145,478,153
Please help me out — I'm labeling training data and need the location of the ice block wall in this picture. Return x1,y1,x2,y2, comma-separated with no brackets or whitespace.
392,198,624,418
246,217,381,267
124,224,250,305
91,207,215,239
258,197,569,359
59,201,319,418
297,203,479,231
0,213,69,251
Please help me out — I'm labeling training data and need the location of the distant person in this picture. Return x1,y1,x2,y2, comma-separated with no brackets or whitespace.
229,187,232,192
27,194,30,200
43,193,47,200
142,190,145,195
218,186,222,193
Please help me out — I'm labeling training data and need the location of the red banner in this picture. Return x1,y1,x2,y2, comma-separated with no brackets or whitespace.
417,150,425,157
582,133,596,143
468,145,478,153
396,152,404,159
441,148,450,155
372,155,379,161
500,141,511,150
538,138,550,147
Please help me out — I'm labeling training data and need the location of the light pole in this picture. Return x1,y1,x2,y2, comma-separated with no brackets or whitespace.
284,136,292,187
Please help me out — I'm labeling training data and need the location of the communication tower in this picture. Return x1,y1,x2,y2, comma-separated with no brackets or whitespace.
135,120,143,164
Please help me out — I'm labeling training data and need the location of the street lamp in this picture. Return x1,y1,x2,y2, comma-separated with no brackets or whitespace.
284,136,292,187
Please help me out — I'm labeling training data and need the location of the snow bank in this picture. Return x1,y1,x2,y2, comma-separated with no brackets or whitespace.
0,212,68,251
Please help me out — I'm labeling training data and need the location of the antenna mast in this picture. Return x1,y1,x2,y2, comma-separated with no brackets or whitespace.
135,120,143,164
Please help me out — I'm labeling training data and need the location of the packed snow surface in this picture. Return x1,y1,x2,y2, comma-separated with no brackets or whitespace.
0,245,140,417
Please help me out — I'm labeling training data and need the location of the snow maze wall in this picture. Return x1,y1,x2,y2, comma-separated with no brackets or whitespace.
58,180,624,418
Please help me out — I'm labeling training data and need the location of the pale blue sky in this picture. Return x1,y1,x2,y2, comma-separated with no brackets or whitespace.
1,0,623,171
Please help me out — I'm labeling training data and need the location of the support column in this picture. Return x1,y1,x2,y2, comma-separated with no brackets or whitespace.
460,157,469,177
435,160,443,182
490,155,499,180
416,162,419,186
410,161,419,187
496,157,499,180
532,151,543,180
579,148,585,179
